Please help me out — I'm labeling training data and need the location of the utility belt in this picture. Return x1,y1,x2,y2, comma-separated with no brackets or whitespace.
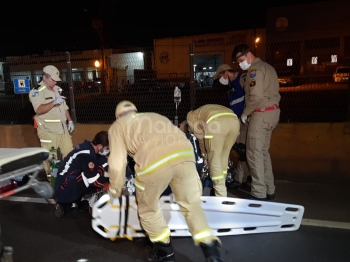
254,105,279,113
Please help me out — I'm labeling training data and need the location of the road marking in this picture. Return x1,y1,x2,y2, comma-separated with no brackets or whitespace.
2,196,350,231
0,196,55,204
301,219,350,230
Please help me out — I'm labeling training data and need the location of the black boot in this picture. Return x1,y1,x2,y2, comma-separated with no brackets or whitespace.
200,240,223,262
148,239,175,261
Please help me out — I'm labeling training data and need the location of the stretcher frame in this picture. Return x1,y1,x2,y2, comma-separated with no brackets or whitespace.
0,147,53,260
92,194,305,241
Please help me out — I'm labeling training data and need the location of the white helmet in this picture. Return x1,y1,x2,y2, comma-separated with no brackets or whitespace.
115,100,137,119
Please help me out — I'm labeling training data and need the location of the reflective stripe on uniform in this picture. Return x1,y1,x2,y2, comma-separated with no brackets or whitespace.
211,174,224,181
40,139,52,143
230,96,244,106
136,150,194,177
134,180,145,191
59,150,90,176
204,134,213,139
193,228,214,243
38,86,47,92
149,227,171,243
223,170,227,175
206,112,236,124
44,119,61,123
82,172,100,187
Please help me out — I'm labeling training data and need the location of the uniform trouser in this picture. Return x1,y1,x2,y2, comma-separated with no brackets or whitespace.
37,128,74,174
246,110,280,198
135,161,220,246
206,117,240,197
54,175,100,204
235,122,250,183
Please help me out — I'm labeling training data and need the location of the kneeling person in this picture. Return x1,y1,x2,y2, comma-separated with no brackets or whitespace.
54,131,110,217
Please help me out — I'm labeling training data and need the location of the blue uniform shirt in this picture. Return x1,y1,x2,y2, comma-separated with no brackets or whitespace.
228,72,246,118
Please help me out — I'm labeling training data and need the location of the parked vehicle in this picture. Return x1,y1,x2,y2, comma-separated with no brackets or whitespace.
74,78,102,93
333,66,349,83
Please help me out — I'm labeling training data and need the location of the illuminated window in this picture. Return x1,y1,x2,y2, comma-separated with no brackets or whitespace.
287,59,293,66
311,57,318,64
331,55,337,63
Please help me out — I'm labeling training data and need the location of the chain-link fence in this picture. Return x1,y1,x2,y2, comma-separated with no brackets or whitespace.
0,30,349,125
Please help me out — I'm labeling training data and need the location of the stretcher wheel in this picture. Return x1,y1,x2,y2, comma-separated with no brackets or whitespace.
34,181,54,199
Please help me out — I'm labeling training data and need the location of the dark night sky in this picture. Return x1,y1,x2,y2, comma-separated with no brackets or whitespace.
0,0,328,57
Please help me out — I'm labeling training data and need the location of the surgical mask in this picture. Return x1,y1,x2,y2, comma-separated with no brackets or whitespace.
219,76,229,85
239,59,251,71
99,149,110,156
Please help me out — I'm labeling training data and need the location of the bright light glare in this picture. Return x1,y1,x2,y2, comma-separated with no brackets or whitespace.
94,60,100,67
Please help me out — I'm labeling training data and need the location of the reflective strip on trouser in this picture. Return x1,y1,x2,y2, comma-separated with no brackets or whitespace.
192,228,216,245
136,150,194,177
206,112,236,124
44,119,61,123
211,174,224,181
136,162,219,245
149,228,171,243
40,139,52,143
206,117,240,197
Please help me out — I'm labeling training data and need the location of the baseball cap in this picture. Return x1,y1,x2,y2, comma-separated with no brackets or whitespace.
43,65,62,81
212,64,233,79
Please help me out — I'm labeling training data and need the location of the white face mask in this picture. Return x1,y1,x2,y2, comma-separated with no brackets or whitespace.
239,59,251,71
99,149,110,156
219,76,229,85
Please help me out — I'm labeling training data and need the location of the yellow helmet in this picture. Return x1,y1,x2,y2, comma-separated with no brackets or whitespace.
115,100,137,119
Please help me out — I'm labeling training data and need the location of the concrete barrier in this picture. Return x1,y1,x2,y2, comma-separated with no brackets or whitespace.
1,123,349,181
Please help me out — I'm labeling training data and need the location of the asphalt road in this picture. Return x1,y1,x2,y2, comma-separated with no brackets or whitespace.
1,179,350,262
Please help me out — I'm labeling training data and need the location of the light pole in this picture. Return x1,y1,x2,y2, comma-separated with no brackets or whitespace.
83,8,106,90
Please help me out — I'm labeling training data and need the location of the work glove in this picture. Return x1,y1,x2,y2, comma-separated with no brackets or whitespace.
53,96,66,105
240,114,249,125
104,183,121,204
68,121,74,132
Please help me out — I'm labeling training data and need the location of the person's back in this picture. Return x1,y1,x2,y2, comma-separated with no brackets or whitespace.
108,112,195,178
54,131,109,217
187,103,240,197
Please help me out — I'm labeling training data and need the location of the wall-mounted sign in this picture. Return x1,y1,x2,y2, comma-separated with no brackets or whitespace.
14,78,30,94
159,51,170,64
276,17,289,31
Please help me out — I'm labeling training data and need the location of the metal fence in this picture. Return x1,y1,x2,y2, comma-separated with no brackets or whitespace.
0,31,349,125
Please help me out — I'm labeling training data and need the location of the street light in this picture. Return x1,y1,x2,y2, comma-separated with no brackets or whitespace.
83,8,106,91
254,37,260,55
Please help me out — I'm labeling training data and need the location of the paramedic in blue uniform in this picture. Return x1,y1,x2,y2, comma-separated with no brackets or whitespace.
53,131,110,217
28,65,74,177
232,43,281,201
212,64,250,189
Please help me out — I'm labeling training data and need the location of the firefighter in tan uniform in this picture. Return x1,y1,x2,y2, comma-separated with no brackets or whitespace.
187,104,240,197
29,65,74,176
107,101,223,262
232,44,281,201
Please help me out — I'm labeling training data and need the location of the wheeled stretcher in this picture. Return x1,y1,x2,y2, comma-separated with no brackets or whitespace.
0,147,54,260
92,193,305,240
0,147,53,199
